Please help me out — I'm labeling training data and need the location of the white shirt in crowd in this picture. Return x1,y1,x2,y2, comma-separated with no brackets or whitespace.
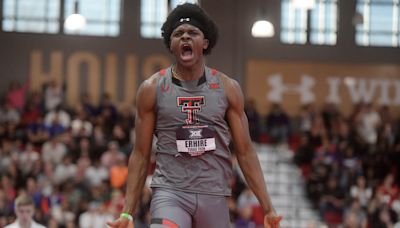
5,220,46,228
41,140,67,164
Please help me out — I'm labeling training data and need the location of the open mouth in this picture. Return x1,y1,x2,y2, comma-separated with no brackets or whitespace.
180,44,193,60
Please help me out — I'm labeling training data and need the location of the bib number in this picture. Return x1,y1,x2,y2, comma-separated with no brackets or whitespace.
176,125,216,156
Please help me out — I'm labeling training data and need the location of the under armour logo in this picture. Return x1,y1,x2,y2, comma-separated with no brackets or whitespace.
180,18,190,23
189,129,202,139
267,74,315,103
161,80,170,92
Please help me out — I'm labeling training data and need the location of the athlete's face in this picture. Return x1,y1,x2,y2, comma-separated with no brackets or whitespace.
170,23,209,66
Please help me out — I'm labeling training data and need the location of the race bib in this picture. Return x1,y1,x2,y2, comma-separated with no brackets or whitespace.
176,125,216,156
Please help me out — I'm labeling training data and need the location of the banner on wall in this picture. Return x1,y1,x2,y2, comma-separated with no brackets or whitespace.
245,60,400,116
29,50,172,108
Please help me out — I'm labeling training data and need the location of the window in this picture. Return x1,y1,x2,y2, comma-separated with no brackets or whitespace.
64,0,121,36
140,0,198,38
356,0,400,47
2,0,60,33
2,0,122,37
281,0,338,45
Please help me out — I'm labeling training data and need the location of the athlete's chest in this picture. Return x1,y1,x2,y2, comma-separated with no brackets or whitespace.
157,85,227,125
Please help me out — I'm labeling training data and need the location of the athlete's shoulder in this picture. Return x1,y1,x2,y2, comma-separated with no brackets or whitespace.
217,73,243,107
140,68,167,90
218,73,240,91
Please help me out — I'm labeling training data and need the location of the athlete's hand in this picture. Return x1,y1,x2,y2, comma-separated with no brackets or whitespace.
107,217,135,228
264,214,282,228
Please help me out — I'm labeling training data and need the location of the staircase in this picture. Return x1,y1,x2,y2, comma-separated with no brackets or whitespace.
255,143,326,228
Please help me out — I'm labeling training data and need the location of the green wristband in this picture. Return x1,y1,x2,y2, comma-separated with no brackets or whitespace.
120,212,133,221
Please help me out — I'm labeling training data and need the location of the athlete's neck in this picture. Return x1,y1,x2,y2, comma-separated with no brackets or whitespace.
172,63,205,81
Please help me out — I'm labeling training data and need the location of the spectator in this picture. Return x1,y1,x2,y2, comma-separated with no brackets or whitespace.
369,205,397,228
0,138,19,173
41,135,67,165
44,106,71,129
1,174,17,216
100,141,126,169
85,160,109,188
18,142,40,176
97,93,118,136
343,198,367,228
92,124,107,156
72,137,93,163
111,124,130,154
80,93,98,119
266,103,289,144
26,116,49,148
5,80,29,112
70,106,93,139
244,99,261,143
237,188,259,211
79,202,113,228
265,103,290,145
298,103,316,134
321,102,341,138
356,103,381,149
53,155,77,185
350,175,373,209
377,173,399,207
234,206,256,228
109,157,128,190
44,79,63,112
79,201,99,228
319,176,345,224
4,194,46,228
0,102,20,125
20,101,41,128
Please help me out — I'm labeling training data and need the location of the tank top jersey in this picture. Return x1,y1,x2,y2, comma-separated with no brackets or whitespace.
150,66,232,196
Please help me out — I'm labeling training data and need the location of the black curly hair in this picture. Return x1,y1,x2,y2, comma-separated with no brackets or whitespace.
161,3,218,55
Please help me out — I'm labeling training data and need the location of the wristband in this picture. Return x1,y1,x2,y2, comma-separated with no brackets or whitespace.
120,212,134,221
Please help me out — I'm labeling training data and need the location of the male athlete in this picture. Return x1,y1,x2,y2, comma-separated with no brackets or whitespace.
107,3,281,228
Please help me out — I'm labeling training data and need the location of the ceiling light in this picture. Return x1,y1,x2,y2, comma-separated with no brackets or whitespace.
251,20,275,38
64,1,86,31
65,14,86,30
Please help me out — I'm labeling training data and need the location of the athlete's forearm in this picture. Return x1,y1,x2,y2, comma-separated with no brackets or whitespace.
236,149,275,214
122,149,151,215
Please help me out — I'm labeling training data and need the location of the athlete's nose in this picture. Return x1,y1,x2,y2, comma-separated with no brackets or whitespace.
181,31,190,40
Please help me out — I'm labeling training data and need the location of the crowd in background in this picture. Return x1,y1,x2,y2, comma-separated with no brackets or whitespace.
245,99,400,227
1,79,399,227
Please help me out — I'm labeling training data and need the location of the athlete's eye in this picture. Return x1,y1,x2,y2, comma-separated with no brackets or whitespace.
172,31,183,37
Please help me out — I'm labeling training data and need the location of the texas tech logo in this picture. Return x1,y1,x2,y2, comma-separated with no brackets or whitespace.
177,96,205,124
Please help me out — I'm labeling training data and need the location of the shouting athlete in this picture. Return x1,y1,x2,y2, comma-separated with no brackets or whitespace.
107,3,281,228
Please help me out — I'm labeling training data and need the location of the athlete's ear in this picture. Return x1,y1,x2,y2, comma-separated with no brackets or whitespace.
203,39,209,51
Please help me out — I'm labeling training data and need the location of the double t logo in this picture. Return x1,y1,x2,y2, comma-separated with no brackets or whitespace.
177,96,205,124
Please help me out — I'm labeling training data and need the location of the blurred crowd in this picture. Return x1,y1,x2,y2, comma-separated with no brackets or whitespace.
245,99,400,227
1,79,399,228
0,79,137,227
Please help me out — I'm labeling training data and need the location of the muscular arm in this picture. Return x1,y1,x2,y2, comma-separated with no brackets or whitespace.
122,76,157,215
222,75,276,215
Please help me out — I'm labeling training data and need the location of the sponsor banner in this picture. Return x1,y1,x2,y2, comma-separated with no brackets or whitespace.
246,60,400,116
